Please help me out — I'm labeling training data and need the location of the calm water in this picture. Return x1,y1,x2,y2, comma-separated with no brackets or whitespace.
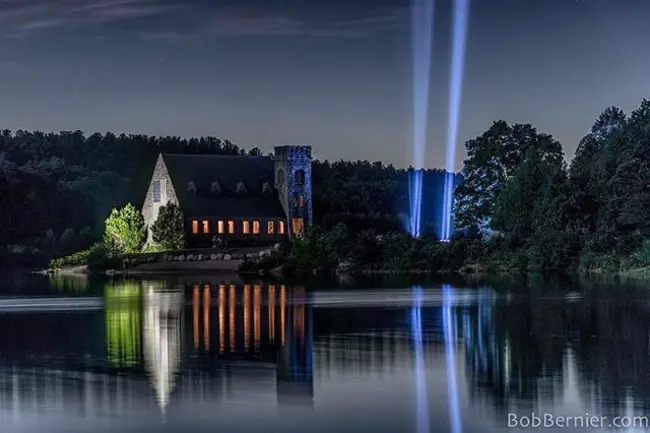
0,272,649,432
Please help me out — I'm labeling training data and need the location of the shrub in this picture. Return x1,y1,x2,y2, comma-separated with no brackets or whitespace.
630,238,650,268
150,203,185,250
104,203,146,254
50,242,123,271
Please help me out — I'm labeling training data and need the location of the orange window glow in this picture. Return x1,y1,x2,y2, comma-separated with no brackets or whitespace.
202,220,210,234
278,221,285,234
228,221,235,234
217,220,224,234
243,221,250,234
267,221,274,234
292,218,304,236
192,220,199,234
253,221,260,234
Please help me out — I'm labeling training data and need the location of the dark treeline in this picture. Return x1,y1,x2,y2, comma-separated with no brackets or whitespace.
0,130,455,266
454,98,650,272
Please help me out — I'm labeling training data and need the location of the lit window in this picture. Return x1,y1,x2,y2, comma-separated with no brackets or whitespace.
278,221,285,235
292,218,304,236
293,193,299,208
202,220,210,234
153,180,161,203
218,220,224,234
228,221,235,234
299,195,304,208
243,221,250,234
268,221,274,234
192,220,199,234
253,221,260,234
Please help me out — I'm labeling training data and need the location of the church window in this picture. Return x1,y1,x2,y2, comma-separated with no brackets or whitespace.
294,169,305,185
292,218,305,236
153,181,161,203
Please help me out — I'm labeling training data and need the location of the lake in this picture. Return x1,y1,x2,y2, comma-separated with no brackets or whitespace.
0,271,649,433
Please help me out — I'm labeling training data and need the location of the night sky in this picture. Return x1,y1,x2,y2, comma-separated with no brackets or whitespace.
1,0,650,171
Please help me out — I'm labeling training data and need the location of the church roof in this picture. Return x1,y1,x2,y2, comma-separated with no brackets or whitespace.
161,154,286,218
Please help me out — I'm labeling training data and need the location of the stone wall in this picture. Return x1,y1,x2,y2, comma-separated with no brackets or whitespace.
124,244,281,268
273,145,313,235
141,155,179,242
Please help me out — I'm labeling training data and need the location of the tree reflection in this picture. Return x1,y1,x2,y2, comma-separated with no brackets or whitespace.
105,281,142,368
460,283,650,422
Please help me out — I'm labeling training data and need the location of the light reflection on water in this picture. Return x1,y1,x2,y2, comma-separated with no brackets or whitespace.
0,276,649,432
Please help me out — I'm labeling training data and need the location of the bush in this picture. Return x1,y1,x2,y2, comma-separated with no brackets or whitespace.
630,238,650,268
285,226,346,274
50,242,123,271
104,203,146,254
150,203,185,250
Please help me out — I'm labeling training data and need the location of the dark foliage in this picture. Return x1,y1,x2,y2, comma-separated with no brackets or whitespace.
1,129,458,266
150,203,185,250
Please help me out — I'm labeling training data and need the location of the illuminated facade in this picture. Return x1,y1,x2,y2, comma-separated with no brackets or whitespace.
141,145,312,247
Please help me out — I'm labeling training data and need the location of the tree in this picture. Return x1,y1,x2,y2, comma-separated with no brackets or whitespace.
453,121,564,230
104,203,146,253
150,203,185,250
590,106,626,142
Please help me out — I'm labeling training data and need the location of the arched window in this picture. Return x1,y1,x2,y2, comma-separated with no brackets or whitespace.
294,169,305,185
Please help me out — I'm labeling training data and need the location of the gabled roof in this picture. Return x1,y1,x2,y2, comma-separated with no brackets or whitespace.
161,154,286,218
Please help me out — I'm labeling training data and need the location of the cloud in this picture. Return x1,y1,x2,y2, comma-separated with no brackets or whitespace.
0,1,406,41
206,6,407,39
0,0,179,36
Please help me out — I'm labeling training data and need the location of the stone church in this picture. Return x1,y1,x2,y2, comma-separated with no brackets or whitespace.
141,145,312,247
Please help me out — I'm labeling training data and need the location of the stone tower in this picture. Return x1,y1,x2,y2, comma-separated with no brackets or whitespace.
274,145,313,237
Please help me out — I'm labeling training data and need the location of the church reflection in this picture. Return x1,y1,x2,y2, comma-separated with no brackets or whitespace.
6,281,650,425
108,280,315,411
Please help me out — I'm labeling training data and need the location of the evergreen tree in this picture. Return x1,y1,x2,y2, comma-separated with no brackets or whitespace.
104,204,146,254
151,203,185,250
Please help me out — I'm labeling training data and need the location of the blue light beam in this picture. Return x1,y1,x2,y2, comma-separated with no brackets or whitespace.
442,0,471,240
442,284,463,433
409,169,423,237
411,0,435,171
411,286,430,433
409,0,435,238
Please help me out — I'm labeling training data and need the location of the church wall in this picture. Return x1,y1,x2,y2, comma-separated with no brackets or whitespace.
141,155,178,242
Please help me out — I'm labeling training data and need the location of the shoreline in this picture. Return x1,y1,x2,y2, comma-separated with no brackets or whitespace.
35,260,650,280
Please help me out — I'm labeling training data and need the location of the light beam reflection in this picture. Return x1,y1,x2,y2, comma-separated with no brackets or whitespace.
442,284,462,433
411,286,430,433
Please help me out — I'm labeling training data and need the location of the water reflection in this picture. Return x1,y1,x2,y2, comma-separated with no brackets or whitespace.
142,284,182,412
3,278,650,431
